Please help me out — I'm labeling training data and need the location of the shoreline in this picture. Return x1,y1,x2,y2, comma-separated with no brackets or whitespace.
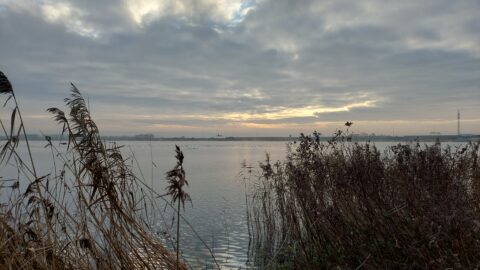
3,134,479,143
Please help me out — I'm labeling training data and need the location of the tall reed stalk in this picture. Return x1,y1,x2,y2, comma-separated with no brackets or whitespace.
165,145,190,269
0,71,187,269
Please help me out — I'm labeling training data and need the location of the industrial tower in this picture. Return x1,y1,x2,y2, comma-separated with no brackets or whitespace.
457,110,460,136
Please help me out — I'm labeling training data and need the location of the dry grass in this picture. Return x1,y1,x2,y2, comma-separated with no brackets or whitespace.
247,125,480,269
0,72,187,269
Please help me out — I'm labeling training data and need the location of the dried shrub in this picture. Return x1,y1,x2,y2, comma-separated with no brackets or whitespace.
248,125,480,269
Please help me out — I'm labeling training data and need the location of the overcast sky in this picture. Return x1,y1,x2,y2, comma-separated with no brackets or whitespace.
1,0,479,137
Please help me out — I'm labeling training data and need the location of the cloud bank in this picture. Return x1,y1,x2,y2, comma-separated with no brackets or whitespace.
0,0,479,136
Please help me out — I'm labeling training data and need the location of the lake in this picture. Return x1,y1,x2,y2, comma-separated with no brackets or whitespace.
0,140,467,269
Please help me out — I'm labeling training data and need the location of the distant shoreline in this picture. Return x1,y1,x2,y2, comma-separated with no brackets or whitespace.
5,134,480,143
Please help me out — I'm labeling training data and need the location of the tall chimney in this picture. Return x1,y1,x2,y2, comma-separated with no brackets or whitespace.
457,109,460,136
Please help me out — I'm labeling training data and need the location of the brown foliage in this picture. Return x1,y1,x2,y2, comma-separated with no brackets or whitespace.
0,73,186,269
248,127,480,269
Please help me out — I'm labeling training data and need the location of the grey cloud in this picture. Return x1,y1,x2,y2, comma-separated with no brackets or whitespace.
0,0,479,136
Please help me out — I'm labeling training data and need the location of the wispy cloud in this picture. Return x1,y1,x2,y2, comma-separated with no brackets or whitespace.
224,100,377,121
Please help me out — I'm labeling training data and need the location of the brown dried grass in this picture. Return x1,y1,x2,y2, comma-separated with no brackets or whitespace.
0,72,186,269
248,125,480,269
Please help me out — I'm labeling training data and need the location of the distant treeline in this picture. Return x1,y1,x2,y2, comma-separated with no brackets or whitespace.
2,134,479,142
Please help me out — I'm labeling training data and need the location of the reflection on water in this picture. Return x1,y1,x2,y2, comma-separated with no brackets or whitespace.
127,141,288,269
1,140,467,268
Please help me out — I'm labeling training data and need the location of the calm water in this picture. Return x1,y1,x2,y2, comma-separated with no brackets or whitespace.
125,141,288,269
0,140,467,269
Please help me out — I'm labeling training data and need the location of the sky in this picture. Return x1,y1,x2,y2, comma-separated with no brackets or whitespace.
0,0,479,137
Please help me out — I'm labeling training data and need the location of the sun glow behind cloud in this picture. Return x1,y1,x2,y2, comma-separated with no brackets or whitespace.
40,2,100,38
84,99,378,133
125,0,254,27
223,100,377,121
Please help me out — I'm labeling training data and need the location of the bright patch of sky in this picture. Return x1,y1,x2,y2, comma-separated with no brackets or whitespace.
126,0,255,27
41,2,100,38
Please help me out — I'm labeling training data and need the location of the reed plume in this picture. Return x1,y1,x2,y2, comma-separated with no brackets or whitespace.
166,145,191,269
0,72,186,269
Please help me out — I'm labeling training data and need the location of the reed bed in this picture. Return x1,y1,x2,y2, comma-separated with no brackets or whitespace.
247,126,480,269
0,71,187,269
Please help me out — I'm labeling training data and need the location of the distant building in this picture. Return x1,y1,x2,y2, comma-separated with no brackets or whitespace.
133,134,154,140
